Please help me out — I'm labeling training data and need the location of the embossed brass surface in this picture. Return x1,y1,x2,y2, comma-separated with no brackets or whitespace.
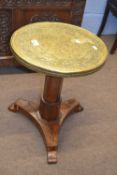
10,22,108,77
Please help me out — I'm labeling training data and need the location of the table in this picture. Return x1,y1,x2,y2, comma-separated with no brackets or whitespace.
9,22,108,164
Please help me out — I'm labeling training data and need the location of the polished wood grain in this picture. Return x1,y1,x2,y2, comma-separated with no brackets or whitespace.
9,75,83,163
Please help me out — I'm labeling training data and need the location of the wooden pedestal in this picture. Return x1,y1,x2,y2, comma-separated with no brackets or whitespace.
9,75,83,163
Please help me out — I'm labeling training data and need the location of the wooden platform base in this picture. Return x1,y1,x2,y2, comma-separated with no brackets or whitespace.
9,98,83,163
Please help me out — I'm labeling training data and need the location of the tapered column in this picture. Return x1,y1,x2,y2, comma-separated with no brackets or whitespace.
39,75,63,121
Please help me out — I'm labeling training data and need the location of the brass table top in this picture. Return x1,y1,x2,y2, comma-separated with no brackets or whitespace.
10,22,108,77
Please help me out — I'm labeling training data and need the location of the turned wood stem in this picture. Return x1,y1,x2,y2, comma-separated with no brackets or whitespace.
39,75,63,121
43,75,63,102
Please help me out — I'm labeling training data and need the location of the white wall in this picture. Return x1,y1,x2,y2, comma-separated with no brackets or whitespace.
81,0,117,34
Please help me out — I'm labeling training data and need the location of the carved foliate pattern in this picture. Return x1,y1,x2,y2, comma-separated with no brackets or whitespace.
30,12,61,22
0,0,71,8
0,10,11,56
0,0,86,58
71,0,86,25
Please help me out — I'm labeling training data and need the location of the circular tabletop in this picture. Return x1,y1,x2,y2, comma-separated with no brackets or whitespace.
10,22,108,77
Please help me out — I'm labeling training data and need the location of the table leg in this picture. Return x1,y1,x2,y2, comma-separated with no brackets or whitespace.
8,75,83,163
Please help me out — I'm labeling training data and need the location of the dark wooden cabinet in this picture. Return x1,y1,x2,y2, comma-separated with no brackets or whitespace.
0,0,86,66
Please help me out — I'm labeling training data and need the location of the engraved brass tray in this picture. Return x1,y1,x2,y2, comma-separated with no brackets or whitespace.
10,22,108,77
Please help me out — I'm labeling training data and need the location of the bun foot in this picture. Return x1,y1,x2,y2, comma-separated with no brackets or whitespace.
8,102,20,112
47,150,57,164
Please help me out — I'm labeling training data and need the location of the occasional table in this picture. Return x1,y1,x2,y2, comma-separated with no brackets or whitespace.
9,22,108,164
